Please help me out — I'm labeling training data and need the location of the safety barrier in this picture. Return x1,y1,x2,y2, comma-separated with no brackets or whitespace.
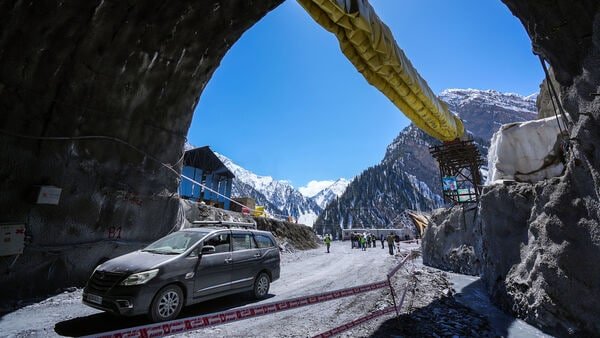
86,281,390,338
87,251,418,338
312,306,397,338
312,250,418,338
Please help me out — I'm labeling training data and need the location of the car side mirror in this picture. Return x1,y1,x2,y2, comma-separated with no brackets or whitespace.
201,245,216,254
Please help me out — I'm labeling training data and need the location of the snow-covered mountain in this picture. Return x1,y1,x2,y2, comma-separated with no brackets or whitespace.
315,88,539,237
216,154,322,226
439,89,537,140
304,178,351,209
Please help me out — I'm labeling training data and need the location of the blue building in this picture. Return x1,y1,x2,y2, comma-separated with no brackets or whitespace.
179,146,234,210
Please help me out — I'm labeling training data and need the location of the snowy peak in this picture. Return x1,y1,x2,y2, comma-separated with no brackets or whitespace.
440,88,537,114
216,153,278,192
525,93,539,102
439,88,538,141
309,178,351,209
215,153,322,226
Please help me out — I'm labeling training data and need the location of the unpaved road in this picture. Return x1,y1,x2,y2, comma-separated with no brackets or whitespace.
0,242,415,337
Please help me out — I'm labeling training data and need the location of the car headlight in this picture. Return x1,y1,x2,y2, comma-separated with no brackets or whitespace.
120,269,159,286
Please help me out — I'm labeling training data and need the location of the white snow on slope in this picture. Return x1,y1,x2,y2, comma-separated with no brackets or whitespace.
440,88,537,114
216,153,322,226
309,178,351,209
299,180,338,197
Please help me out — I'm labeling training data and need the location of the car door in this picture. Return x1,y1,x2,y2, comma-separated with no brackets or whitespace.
230,230,261,290
254,233,280,278
194,231,232,298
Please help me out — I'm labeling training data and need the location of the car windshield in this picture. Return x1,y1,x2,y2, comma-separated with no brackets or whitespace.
142,231,209,255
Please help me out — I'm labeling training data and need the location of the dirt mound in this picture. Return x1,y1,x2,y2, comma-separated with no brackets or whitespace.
180,201,320,251
254,217,319,251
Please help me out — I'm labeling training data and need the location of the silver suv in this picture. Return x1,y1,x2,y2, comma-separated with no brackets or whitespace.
82,227,280,322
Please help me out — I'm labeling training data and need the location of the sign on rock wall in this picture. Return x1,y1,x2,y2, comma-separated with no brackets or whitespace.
0,224,26,256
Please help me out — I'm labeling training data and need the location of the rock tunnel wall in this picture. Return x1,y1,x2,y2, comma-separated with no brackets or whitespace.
423,1,600,335
485,1,600,335
0,0,283,303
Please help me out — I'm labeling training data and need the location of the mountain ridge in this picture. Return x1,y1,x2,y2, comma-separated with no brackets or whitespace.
315,88,539,237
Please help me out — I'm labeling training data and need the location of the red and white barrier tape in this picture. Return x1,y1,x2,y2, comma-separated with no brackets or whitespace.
87,280,390,338
313,253,419,338
312,306,397,338
386,252,412,279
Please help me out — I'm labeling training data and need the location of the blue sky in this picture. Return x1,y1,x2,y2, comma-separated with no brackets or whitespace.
187,0,543,190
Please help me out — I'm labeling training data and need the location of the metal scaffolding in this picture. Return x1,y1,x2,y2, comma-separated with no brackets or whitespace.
430,140,484,204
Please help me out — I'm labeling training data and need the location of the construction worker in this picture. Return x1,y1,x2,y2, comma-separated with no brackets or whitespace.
324,234,332,253
386,233,395,255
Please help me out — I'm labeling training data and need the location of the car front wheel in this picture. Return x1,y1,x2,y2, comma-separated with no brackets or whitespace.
253,272,270,299
149,284,184,322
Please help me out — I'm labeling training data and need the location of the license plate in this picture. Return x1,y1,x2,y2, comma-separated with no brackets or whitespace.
87,293,103,305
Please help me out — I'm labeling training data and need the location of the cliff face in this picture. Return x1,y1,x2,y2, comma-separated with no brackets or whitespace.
480,1,600,335
0,0,283,302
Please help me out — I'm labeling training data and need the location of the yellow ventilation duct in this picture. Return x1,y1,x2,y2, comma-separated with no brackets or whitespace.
297,0,465,141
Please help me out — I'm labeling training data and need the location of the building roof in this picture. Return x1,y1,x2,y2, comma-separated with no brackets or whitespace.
183,146,235,179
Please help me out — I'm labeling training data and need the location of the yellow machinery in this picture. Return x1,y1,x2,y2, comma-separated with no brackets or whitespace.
405,210,430,237
297,0,465,141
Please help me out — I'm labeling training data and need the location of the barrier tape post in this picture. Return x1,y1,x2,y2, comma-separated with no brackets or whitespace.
387,275,399,317
386,251,413,317
313,253,420,338
311,306,397,338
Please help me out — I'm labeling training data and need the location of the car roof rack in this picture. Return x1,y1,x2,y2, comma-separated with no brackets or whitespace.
192,220,257,229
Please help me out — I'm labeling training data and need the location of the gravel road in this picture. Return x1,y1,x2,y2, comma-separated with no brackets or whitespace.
0,241,415,337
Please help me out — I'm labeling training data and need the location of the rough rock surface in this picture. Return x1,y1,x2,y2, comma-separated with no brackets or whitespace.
425,1,600,335
537,67,563,120
483,1,600,335
422,207,481,276
0,0,283,302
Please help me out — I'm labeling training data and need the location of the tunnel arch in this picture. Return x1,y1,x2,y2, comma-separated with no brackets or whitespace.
0,0,598,311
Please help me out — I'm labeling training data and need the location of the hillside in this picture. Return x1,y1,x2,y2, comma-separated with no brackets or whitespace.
315,89,538,236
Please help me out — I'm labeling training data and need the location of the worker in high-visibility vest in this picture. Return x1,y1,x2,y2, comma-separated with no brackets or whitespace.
386,233,395,256
324,234,332,253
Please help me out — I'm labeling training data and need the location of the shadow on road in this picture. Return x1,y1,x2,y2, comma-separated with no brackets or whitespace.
371,277,554,338
369,295,496,337
54,293,275,337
